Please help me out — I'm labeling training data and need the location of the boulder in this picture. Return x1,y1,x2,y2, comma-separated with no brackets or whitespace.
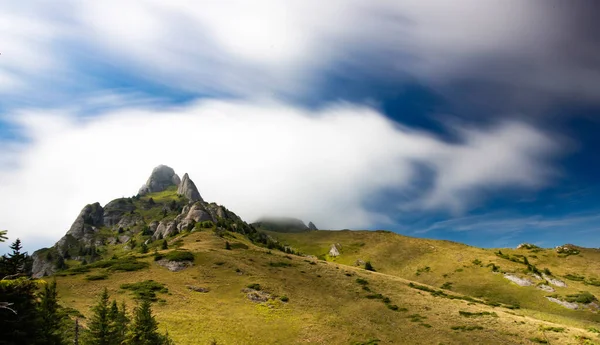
329,244,340,257
177,173,203,202
138,165,181,195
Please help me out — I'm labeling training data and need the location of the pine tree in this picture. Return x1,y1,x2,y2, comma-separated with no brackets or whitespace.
140,243,148,254
5,238,28,276
125,299,163,345
161,240,168,250
38,279,66,345
85,288,112,345
108,300,129,344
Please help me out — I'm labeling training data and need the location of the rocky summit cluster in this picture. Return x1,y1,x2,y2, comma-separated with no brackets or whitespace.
31,165,236,277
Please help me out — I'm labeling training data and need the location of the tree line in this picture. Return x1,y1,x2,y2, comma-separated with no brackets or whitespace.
0,231,174,345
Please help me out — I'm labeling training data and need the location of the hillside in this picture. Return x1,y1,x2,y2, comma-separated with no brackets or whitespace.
28,166,600,344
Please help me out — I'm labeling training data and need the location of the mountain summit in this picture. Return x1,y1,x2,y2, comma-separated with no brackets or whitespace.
31,166,230,277
138,165,181,195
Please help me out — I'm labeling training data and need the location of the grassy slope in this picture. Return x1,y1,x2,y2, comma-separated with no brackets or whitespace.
52,229,599,345
48,188,600,344
267,230,600,326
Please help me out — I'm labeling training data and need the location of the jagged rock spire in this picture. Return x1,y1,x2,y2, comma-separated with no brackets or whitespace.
177,173,203,202
138,165,181,195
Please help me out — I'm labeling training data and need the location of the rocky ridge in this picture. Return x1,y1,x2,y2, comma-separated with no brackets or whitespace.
31,165,234,277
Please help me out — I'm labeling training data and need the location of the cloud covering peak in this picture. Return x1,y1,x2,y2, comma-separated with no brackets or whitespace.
0,100,561,251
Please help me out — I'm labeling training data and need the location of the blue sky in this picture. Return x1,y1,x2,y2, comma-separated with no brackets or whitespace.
1,1,600,253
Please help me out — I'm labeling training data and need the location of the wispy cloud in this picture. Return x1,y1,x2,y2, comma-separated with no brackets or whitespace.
0,99,562,252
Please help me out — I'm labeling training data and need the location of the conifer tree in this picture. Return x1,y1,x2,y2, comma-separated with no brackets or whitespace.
85,288,112,345
38,279,66,345
161,240,168,250
125,299,173,345
5,238,28,276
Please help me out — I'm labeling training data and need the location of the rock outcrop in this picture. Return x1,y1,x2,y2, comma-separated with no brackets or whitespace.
503,274,533,286
542,274,567,287
138,165,181,195
329,244,340,257
546,297,578,310
308,221,318,230
177,173,203,202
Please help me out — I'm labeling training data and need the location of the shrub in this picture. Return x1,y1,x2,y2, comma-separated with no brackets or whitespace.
472,259,482,266
356,278,369,286
387,304,399,311
225,241,231,250
120,280,169,301
85,273,109,281
416,266,431,276
247,283,261,290
269,262,292,268
280,296,289,302
529,338,548,344
458,311,497,318
543,268,552,276
364,261,375,271
163,250,195,262
564,273,585,281
564,291,597,304
451,325,484,331
88,257,149,272
441,282,453,290
139,243,148,254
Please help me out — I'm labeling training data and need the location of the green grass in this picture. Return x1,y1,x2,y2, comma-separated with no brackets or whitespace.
47,225,600,344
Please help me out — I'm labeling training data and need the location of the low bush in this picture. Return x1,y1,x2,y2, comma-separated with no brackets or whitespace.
120,280,168,301
163,250,195,262
564,291,597,304
85,273,109,281
458,311,497,318
356,278,369,286
269,261,292,268
451,325,484,331
280,296,289,302
247,283,261,290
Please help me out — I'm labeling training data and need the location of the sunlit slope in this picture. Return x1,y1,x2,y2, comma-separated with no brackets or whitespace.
267,230,600,327
54,230,599,345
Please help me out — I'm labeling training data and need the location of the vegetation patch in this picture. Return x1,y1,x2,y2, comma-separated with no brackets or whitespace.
268,261,292,268
415,266,431,276
247,283,261,291
85,273,109,281
539,326,565,333
120,280,169,301
163,250,195,262
408,314,427,323
529,337,548,344
564,273,586,282
563,291,597,304
356,278,369,286
88,256,149,272
458,311,498,318
451,325,484,331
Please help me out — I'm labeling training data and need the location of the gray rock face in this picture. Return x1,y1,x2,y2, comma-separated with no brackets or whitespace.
537,284,555,293
138,165,181,195
177,173,203,202
66,203,104,239
185,203,213,223
103,198,136,227
31,252,56,278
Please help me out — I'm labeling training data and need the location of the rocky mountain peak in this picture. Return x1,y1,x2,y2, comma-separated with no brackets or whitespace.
138,165,181,195
177,173,203,202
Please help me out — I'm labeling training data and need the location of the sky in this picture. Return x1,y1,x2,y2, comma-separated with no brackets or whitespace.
1,1,600,253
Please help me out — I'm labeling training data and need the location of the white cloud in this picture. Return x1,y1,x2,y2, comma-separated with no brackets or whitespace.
0,99,559,251
0,1,597,104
